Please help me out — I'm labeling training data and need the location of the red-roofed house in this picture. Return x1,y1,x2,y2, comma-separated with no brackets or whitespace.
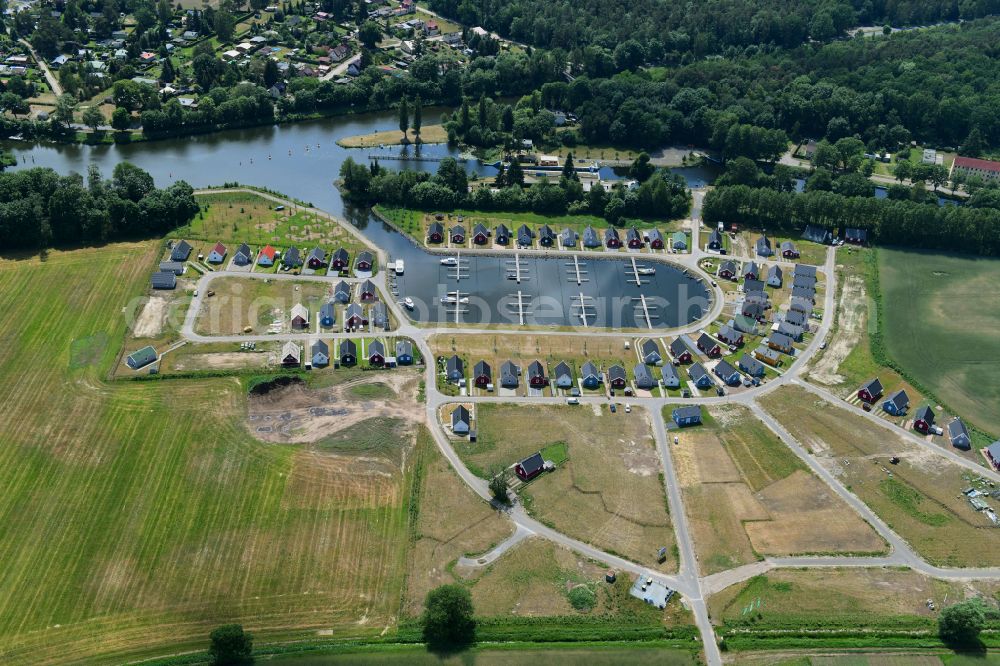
207,242,227,263
950,156,1000,183
258,245,278,266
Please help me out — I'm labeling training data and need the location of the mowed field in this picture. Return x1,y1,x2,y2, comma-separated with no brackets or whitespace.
669,405,885,574
0,244,415,663
761,386,1000,567
457,404,676,571
879,248,1000,435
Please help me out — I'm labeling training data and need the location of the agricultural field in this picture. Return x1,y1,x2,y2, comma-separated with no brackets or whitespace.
193,276,331,335
760,386,1000,567
668,405,885,574
265,645,698,665
179,191,373,266
731,231,828,266
0,243,419,663
455,404,677,571
878,247,1000,436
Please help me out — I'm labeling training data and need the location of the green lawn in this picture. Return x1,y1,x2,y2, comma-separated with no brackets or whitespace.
0,242,414,663
878,247,1000,436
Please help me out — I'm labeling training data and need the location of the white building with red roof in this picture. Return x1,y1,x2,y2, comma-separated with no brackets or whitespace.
950,155,1000,183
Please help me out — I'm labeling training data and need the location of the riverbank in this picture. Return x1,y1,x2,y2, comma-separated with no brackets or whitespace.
337,125,449,148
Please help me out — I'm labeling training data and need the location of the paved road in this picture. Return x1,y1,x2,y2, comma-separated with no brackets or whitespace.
20,39,63,97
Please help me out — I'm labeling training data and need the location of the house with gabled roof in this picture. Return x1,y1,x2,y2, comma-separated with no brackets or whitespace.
340,339,357,365
371,302,389,330
716,324,743,347
717,260,738,280
395,340,414,365
582,225,601,248
500,360,519,388
494,224,510,245
948,418,971,449
331,248,350,270
515,452,545,481
451,405,471,435
781,240,799,258
754,345,782,366
207,242,227,264
290,303,309,329
233,243,253,266
359,279,377,301
742,301,766,321
559,227,577,248
641,339,662,364
527,360,546,387
334,280,352,303
732,314,758,335
802,224,832,244
755,236,773,257
793,273,817,288
882,389,909,416
793,264,817,279
282,341,301,366
472,223,489,245
552,361,573,389
661,363,680,388
319,302,336,327
647,229,664,249
307,247,327,269
539,225,556,247
845,228,868,244
127,346,158,370
669,338,692,363
450,224,466,244
857,377,883,403
355,251,373,273
791,286,816,303
768,332,794,354
368,339,386,366
743,279,766,295
344,303,366,329
626,226,643,249
670,230,687,251
517,224,533,247
258,245,278,266
607,364,627,389
713,359,742,386
427,221,444,243
446,355,464,383
672,406,701,427
581,361,601,389
707,228,723,250
913,405,935,433
697,333,722,358
151,271,176,289
789,297,813,314
604,227,621,249
738,354,765,378
742,261,760,281
282,246,302,268
473,360,492,387
688,363,713,389
170,239,192,262
311,340,330,367
766,264,783,287
634,363,655,389
775,321,804,341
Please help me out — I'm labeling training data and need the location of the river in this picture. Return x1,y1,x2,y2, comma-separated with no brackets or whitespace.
1,111,717,329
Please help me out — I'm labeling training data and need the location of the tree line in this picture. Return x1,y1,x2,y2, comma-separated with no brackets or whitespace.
702,184,1000,256
0,164,199,249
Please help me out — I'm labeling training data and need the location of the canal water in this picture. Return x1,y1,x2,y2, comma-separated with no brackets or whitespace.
1,111,715,329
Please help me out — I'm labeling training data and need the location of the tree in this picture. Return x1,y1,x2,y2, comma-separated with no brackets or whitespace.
507,159,524,187
82,105,104,131
629,152,655,182
960,128,985,158
412,96,422,143
422,584,475,651
160,57,177,83
111,107,131,131
208,624,253,665
561,152,577,181
52,93,77,128
398,97,409,143
358,21,381,50
893,159,912,184
488,466,509,503
938,598,987,647
213,10,235,41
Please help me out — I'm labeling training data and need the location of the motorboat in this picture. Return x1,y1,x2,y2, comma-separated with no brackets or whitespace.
394,259,404,274
440,257,458,266
404,297,414,309
637,267,656,275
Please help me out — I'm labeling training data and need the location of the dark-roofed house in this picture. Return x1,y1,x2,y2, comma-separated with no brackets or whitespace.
604,227,621,249
707,229,723,251
768,332,794,354
515,452,545,481
713,359,742,386
913,405,935,433
331,248,350,270
359,279,377,302
582,226,601,248
339,339,357,365
754,345,782,366
784,310,808,328
858,377,883,403
473,360,492,387
319,302,336,327
368,339,386,366
495,224,510,245
647,229,664,249
446,355,464,383
334,280,352,303
311,340,330,367
716,324,743,346
127,346,158,370
743,278,766,295
742,301,766,321
717,260,738,280
776,321,804,341
283,246,302,268
282,341,301,367
987,442,1000,470
344,303,366,329
672,406,701,427
517,224,533,247
793,264,817,279
553,362,573,389
755,236,773,257
170,239,192,262
688,363,713,389
742,261,760,281
472,223,489,245
661,363,680,388
151,271,176,289
527,360,547,387
789,297,813,314
641,339,662,364
697,333,722,358
304,247,325,269
451,405,471,435
793,273,817,288
626,226,643,249
766,265,783,288
233,243,253,266
355,251,374,272
633,363,655,389
845,228,868,245
882,389,909,416
803,224,832,244
371,302,389,330
207,242,227,264
669,338,692,363
538,225,556,247
608,364,627,389
427,221,444,243
581,361,601,389
500,360,519,388
791,286,816,303
450,224,466,244
781,241,799,259
739,354,765,378
396,340,414,364
948,418,971,449
560,228,577,248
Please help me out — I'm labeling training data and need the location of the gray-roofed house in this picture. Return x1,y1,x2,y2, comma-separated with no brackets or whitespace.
791,286,816,303
553,361,573,389
451,405,471,435
738,354,765,378
716,324,744,346
582,225,601,248
948,418,971,449
151,271,177,289
170,239,192,261
500,360,519,388
743,278,766,295
608,364,627,389
604,227,621,248
311,340,330,367
427,221,444,243
560,228,577,248
355,250,374,272
495,224,510,245
789,297,813,314
781,240,799,258
345,303,366,328
359,279,377,302
450,224,465,244
395,340,414,365
672,406,701,427
661,363,680,388
641,339,662,364
282,246,302,268
755,236,773,257
633,363,655,389
127,346,158,370
446,355,465,383
527,360,546,387
793,273,817,288
707,228,723,250
233,243,253,266
339,339,357,365
368,339,386,366
581,361,601,389
626,226,643,249
334,280,352,303
159,261,186,275
306,247,327,268
669,337,693,363
802,224,832,244
775,321,804,341
713,359,742,386
282,341,301,367
319,302,336,327
333,248,350,271
473,360,492,387
858,377,883,402
688,363,713,389
697,333,722,358
768,332,794,354
784,310,807,328
717,260,738,280
882,389,909,416
987,442,1000,470
472,223,489,245
913,404,935,433
793,264,817,279
647,229,664,249
742,261,760,281
517,224,533,247
539,225,556,247
766,264,783,287
754,345,783,366
371,302,389,330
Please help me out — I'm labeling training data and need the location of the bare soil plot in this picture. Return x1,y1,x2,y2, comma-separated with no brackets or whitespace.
808,273,866,386
336,125,449,147
455,404,676,571
670,405,885,574
760,386,1000,567
194,277,330,335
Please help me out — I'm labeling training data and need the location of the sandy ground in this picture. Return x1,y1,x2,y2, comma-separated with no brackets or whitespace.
133,295,169,338
247,371,423,443
809,274,865,385
171,351,276,371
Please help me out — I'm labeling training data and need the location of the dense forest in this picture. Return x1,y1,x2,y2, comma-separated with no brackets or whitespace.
0,165,199,249
428,0,1000,55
